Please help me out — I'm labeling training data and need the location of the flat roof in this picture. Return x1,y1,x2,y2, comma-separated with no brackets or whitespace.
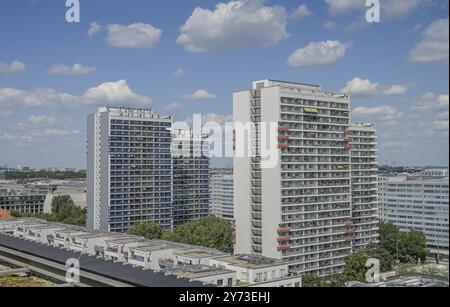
214,255,286,269
171,265,234,279
106,237,146,245
0,234,212,287
132,243,175,252
174,249,225,259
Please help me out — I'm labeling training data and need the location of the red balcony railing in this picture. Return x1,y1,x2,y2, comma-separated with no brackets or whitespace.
277,237,290,243
277,228,290,234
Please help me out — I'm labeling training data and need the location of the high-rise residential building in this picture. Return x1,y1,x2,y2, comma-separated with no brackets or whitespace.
378,173,449,258
172,130,211,226
210,169,234,222
87,107,173,233
349,123,379,251
233,80,355,276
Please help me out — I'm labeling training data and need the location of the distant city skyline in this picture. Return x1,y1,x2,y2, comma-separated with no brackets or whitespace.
0,0,449,168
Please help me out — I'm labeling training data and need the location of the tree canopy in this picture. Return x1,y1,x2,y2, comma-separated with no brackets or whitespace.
162,216,234,253
12,195,86,227
128,221,163,240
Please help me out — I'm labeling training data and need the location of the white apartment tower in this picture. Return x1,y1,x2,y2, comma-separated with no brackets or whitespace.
234,80,356,276
87,107,173,232
211,170,235,222
172,130,211,226
349,123,379,251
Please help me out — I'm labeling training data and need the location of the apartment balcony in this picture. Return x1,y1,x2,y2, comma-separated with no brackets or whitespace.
277,237,290,243
277,228,291,234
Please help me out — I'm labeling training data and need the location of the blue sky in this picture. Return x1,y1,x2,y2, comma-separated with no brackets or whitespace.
0,0,448,169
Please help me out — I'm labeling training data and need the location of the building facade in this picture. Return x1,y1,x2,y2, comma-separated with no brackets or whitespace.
172,130,211,226
234,80,355,276
378,174,449,257
0,189,46,214
87,107,173,232
211,170,234,222
350,123,379,251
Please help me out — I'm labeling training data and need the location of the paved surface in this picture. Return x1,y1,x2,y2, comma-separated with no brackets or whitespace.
0,234,212,287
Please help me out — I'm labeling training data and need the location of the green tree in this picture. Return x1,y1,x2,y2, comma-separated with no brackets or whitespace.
367,244,395,272
51,195,74,214
399,230,428,263
128,221,163,240
342,251,370,283
162,216,233,253
379,221,401,258
12,195,86,227
302,274,327,288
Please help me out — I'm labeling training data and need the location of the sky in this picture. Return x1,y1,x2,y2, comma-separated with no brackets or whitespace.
0,0,449,169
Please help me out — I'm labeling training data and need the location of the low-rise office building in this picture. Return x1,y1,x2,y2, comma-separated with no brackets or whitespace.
379,174,449,258
0,188,47,214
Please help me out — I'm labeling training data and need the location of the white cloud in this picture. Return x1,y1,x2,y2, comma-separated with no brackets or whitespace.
177,0,289,52
325,0,426,17
157,102,184,114
0,132,16,141
47,64,96,75
409,18,449,63
83,80,154,105
106,23,162,49
185,89,217,100
384,85,408,96
383,0,426,18
352,106,403,122
38,129,81,137
27,115,58,126
323,21,337,30
0,110,12,118
288,40,350,68
0,80,154,117
412,93,449,112
291,4,312,20
382,141,413,149
342,77,379,97
0,87,78,109
174,68,185,77
431,120,449,131
0,60,26,73
88,22,102,37
324,0,364,15
438,111,449,120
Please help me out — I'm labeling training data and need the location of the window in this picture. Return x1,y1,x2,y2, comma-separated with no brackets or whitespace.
217,279,223,287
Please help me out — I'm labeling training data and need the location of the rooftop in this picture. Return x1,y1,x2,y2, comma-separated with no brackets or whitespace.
214,255,286,269
0,233,210,287
347,274,449,288
170,265,234,279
